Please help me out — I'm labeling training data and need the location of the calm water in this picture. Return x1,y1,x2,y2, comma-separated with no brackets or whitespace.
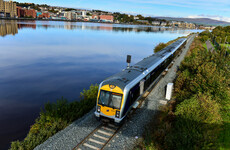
0,20,200,149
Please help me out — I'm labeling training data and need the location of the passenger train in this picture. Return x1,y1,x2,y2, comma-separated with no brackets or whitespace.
94,38,187,124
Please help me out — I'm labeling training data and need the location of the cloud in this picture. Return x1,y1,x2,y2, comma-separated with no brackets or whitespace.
122,0,230,12
188,14,230,23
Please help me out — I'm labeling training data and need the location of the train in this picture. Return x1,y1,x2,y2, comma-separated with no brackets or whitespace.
94,38,187,124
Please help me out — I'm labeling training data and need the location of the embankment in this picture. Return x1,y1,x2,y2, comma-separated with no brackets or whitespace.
142,30,230,150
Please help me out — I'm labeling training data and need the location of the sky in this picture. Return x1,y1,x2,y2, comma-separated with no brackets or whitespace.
16,0,230,22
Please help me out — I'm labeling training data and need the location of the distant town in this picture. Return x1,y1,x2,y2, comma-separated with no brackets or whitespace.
0,0,215,29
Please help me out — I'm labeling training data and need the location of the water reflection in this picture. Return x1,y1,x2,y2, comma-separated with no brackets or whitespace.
0,20,194,37
18,23,36,29
0,20,201,150
0,20,18,37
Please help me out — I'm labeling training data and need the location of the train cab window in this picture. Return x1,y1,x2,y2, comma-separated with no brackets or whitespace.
110,93,122,109
98,90,110,106
98,90,122,109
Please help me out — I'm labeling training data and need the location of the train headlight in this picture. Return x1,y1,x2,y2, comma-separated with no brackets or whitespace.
97,106,101,113
115,111,120,118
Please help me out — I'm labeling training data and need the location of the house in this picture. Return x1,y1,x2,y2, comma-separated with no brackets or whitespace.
152,21,160,26
100,15,114,22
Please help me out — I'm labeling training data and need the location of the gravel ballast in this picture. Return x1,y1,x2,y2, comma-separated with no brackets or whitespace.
35,34,196,150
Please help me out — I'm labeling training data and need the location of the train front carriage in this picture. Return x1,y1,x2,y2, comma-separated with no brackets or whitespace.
95,84,125,123
94,38,187,124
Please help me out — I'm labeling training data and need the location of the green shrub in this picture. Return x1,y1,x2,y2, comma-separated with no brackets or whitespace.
154,36,187,53
143,33,230,150
10,84,98,150
166,93,222,149
154,43,167,53
199,30,211,42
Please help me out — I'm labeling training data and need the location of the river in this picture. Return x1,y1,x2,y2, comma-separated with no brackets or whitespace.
0,20,200,149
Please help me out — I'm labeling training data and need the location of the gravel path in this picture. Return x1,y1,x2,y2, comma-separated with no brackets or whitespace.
35,34,196,150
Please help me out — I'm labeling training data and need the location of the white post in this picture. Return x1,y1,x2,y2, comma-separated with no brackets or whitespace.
166,83,173,100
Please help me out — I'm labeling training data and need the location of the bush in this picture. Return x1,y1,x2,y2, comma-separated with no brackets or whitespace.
154,43,167,53
165,93,222,149
154,36,187,53
10,84,98,150
143,33,230,150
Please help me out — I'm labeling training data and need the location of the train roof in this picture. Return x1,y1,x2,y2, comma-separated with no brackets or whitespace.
101,38,186,91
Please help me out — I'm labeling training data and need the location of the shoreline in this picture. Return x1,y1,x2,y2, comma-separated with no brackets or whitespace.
0,17,195,29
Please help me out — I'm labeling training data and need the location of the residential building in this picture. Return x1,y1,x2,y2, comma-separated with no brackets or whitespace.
160,22,167,26
16,6,24,17
92,15,99,19
36,12,42,17
81,10,86,17
100,15,114,22
64,11,72,20
38,12,50,18
168,21,173,26
185,22,196,29
134,16,139,20
172,21,181,27
0,0,4,17
0,0,16,17
114,20,120,24
25,9,36,18
152,21,160,26
16,7,36,18
137,20,149,24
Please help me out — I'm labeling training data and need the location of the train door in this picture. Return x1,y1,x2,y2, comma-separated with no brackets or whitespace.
144,74,151,91
140,79,145,95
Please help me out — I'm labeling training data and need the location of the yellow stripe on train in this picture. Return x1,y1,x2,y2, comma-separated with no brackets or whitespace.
100,84,123,94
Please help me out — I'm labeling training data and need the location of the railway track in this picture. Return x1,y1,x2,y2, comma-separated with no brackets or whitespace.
73,123,121,150
72,76,161,150
71,38,191,150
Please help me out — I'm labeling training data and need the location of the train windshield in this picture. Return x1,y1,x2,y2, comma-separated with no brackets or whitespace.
98,90,122,109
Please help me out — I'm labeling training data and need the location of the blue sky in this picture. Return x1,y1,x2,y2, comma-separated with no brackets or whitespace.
16,0,230,22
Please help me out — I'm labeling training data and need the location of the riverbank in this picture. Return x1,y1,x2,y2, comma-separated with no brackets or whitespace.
10,85,98,150
0,17,193,29
142,30,230,149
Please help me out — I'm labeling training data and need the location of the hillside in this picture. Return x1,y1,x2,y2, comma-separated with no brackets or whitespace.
154,17,230,26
